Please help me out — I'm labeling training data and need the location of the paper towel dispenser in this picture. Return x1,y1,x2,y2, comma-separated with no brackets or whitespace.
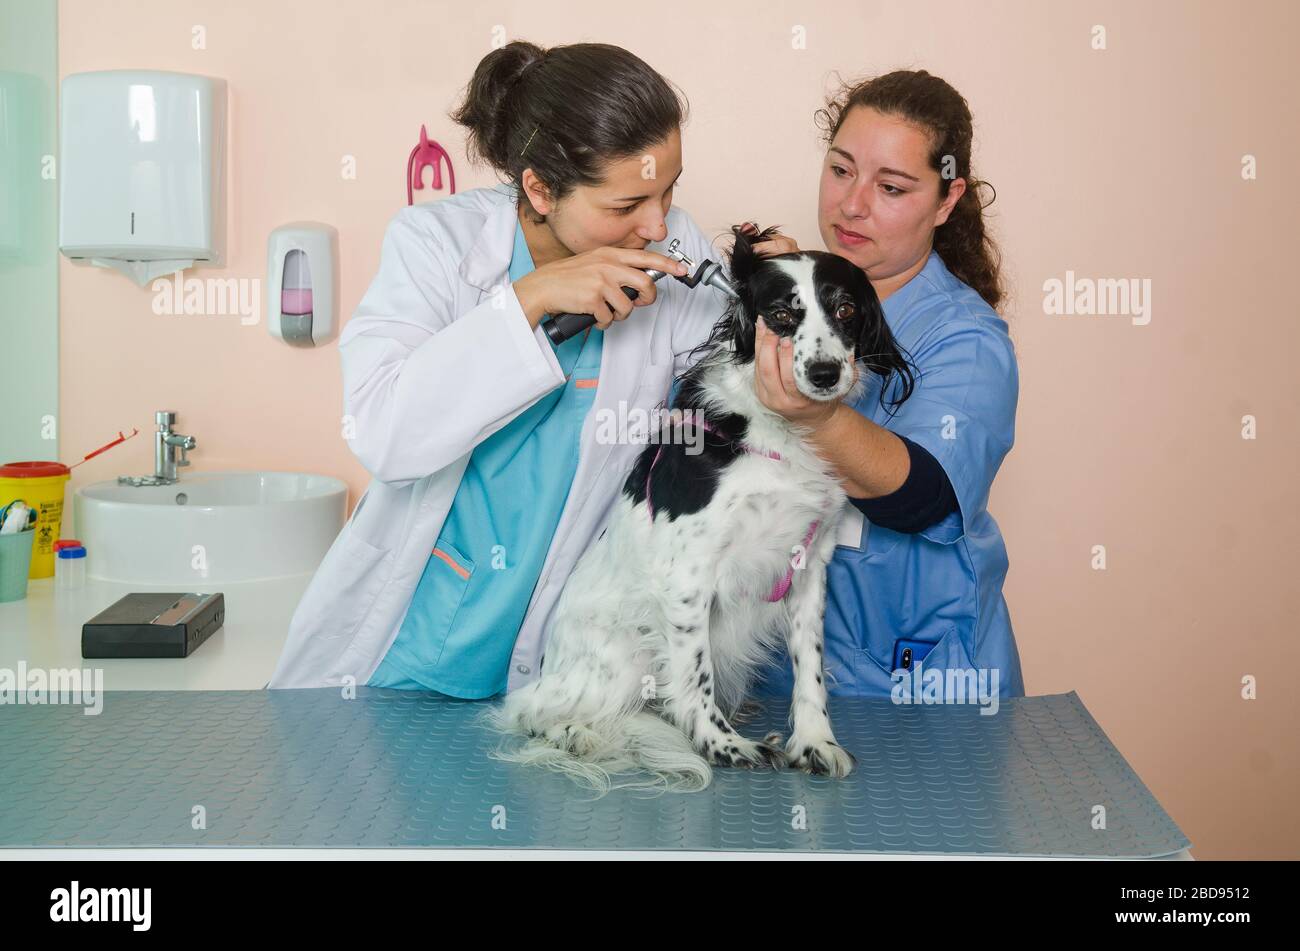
58,70,226,285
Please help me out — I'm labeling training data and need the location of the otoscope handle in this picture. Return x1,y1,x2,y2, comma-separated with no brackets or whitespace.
541,311,600,346
541,269,669,345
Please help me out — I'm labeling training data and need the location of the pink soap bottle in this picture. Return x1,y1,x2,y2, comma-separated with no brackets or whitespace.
281,249,313,318
268,223,338,346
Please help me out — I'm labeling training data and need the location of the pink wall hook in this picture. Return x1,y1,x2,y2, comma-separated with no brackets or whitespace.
407,124,456,205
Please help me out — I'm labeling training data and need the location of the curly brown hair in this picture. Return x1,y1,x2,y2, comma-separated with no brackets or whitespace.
815,69,1005,311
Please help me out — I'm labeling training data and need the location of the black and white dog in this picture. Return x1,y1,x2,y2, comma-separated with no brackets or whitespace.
486,226,915,794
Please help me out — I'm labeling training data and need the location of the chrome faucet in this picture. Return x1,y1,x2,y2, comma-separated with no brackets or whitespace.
118,411,197,486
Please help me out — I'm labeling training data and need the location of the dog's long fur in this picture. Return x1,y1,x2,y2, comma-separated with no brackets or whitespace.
483,225,916,795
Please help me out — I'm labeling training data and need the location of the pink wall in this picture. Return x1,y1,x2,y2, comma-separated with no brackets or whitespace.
58,0,1300,858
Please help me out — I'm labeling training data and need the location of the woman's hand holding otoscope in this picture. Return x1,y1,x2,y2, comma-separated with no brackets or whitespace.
513,246,685,337
514,240,740,345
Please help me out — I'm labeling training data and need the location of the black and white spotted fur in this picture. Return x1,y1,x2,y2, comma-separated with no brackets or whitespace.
485,225,916,795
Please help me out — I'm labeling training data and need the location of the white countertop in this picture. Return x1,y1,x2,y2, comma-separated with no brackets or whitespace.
0,573,309,689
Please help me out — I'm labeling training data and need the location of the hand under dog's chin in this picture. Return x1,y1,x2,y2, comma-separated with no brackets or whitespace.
795,374,859,404
796,386,840,403
806,367,868,405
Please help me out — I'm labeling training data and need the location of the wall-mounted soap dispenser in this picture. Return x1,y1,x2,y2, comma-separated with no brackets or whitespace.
267,223,337,347
59,70,226,286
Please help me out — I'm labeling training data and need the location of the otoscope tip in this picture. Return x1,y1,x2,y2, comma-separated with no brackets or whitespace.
709,270,741,300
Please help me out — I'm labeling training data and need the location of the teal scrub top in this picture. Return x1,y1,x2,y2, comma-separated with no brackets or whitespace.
756,250,1025,700
369,220,603,698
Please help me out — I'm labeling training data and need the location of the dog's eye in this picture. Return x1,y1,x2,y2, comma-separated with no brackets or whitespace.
768,308,792,322
836,303,857,320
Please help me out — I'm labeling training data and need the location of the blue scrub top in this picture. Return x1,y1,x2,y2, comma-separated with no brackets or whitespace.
369,220,603,698
756,250,1025,700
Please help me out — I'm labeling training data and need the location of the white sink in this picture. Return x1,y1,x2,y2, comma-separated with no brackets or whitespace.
73,471,348,584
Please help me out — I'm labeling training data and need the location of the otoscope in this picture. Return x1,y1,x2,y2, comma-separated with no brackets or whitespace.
541,238,741,346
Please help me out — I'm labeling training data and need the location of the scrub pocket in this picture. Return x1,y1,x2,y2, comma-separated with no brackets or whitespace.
569,333,602,395
564,336,603,466
385,535,476,676
856,623,975,685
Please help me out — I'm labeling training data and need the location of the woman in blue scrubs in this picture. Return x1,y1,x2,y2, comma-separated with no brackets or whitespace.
368,41,695,696
753,69,1025,700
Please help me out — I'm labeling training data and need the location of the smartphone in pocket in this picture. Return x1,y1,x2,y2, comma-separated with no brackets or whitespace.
893,637,937,672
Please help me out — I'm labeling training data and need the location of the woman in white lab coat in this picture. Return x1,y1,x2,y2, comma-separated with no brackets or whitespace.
268,42,733,693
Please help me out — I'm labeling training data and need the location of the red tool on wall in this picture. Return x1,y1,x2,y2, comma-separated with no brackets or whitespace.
406,125,456,205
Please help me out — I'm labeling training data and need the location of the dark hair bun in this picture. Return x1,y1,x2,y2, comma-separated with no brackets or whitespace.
452,40,547,171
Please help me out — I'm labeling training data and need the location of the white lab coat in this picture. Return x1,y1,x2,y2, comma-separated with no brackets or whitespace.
266,184,738,690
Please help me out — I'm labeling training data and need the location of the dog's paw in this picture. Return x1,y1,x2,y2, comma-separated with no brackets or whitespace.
542,722,603,757
704,731,788,770
786,738,856,777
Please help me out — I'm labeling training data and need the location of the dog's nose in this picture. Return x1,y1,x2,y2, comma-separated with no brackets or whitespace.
807,361,842,389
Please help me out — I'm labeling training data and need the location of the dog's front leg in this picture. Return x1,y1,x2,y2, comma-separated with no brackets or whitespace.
654,549,787,771
783,529,856,777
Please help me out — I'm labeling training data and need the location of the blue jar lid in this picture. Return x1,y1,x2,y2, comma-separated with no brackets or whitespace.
57,546,87,559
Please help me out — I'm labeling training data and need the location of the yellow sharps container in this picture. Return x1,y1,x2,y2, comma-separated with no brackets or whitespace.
0,461,71,579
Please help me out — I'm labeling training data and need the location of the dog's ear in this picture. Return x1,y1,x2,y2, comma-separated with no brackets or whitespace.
722,224,773,361
856,284,917,413
727,223,783,286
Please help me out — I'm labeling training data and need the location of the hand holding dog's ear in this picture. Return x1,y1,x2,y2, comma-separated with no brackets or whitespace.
740,222,801,258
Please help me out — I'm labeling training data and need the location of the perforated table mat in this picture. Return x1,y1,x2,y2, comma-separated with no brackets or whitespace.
0,688,1188,856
